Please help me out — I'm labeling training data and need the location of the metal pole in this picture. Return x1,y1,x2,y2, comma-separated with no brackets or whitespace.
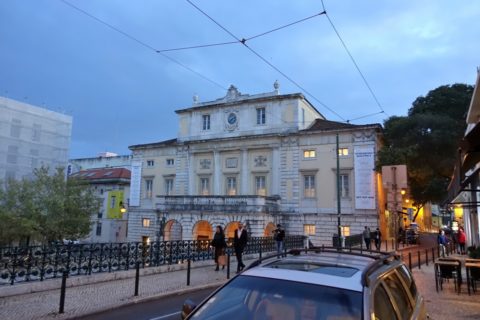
134,261,140,296
336,133,342,249
187,259,191,286
227,253,230,279
59,271,68,313
392,166,399,250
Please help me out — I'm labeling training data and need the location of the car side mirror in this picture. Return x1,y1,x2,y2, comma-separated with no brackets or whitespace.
181,299,197,319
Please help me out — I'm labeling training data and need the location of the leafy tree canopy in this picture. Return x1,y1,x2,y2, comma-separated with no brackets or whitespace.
0,167,101,246
377,83,473,211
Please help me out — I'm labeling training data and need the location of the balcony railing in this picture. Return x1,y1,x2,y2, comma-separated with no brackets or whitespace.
156,195,280,214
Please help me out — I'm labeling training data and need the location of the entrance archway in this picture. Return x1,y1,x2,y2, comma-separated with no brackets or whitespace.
225,221,241,240
164,220,182,241
193,220,213,240
264,222,276,237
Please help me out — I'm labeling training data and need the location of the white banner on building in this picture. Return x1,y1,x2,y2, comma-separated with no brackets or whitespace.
354,145,376,210
129,160,142,206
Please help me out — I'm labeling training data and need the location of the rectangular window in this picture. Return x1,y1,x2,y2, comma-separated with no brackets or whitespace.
145,179,153,198
142,218,151,227
256,107,266,125
96,222,102,236
201,177,210,195
226,177,237,196
32,123,41,141
146,160,155,167
97,212,103,219
110,195,116,209
304,224,316,235
304,175,316,198
303,150,316,158
255,176,266,196
338,148,349,156
166,158,175,166
30,149,39,168
10,119,21,138
340,174,349,197
202,114,211,130
7,146,18,164
165,178,174,195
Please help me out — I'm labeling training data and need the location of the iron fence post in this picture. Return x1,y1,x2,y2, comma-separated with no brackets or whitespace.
59,271,68,313
187,259,191,286
134,261,140,296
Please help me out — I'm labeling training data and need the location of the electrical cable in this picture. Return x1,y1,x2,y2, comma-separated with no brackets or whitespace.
321,0,389,118
60,0,227,91
186,0,347,122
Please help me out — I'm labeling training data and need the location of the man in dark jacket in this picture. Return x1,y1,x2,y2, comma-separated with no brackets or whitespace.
234,222,248,273
273,224,285,257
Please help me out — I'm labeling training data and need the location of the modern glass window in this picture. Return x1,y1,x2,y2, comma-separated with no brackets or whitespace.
10,119,21,138
201,177,210,195
32,123,41,141
226,177,237,196
110,195,116,208
96,222,102,236
303,150,316,158
304,224,316,235
146,160,154,167
338,148,349,156
166,158,175,166
255,176,266,196
340,174,349,197
145,179,153,198
142,218,151,228
165,178,174,195
304,175,316,198
202,114,211,130
256,107,266,125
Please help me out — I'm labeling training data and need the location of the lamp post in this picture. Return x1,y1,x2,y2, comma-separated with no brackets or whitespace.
336,133,342,249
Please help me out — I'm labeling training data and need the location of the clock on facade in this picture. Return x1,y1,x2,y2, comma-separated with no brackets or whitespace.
227,112,237,125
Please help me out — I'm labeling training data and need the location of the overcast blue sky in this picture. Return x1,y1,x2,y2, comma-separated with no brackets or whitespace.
1,0,479,158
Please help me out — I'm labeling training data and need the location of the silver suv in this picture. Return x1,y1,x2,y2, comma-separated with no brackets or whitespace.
182,247,427,319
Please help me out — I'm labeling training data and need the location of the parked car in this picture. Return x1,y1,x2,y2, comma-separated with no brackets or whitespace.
405,228,420,244
181,247,427,319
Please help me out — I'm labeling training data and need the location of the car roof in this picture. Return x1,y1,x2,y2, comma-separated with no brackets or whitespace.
242,248,400,292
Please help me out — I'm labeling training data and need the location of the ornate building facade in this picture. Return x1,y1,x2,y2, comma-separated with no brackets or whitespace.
127,84,384,245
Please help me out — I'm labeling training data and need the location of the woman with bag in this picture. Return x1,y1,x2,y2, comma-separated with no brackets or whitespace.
211,225,227,271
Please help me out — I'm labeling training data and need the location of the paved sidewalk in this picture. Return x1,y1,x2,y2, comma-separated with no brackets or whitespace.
1,252,480,320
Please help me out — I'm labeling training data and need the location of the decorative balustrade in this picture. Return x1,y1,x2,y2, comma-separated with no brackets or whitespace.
156,195,280,214
0,235,305,285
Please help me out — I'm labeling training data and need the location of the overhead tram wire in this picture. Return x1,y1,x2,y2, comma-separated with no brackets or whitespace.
321,0,389,119
59,0,227,91
186,0,346,122
156,11,325,53
347,111,385,123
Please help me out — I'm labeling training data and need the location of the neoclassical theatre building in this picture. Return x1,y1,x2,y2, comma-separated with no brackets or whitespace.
127,84,384,245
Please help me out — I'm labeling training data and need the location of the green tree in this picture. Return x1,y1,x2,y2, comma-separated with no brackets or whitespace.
0,167,101,246
377,84,473,220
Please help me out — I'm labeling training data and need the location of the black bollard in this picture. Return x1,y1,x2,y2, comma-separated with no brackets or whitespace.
432,247,435,261
408,252,412,270
227,253,231,279
134,261,140,296
259,246,262,260
417,251,421,269
59,270,68,314
187,259,191,286
425,249,429,266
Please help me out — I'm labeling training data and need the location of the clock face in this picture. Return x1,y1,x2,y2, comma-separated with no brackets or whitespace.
227,113,237,125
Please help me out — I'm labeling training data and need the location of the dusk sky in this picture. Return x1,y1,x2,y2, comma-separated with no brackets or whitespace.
1,0,479,159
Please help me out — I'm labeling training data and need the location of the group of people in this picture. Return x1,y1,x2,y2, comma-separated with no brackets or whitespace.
362,226,382,250
210,223,285,273
437,227,467,257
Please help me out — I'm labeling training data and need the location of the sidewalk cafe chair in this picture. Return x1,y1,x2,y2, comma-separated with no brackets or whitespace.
466,259,480,294
435,258,461,293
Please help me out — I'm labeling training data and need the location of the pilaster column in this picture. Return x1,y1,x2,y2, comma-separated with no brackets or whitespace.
241,148,248,194
188,152,195,194
272,147,279,195
214,150,221,194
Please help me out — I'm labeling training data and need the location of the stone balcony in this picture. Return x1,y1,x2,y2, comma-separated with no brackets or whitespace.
155,195,280,214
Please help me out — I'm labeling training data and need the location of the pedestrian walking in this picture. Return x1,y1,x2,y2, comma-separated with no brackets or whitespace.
234,222,248,273
363,226,371,250
211,225,227,271
438,230,448,257
458,227,466,255
273,224,285,258
374,228,382,251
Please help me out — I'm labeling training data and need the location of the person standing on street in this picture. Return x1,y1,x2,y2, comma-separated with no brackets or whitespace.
374,228,382,251
234,222,248,273
363,226,371,250
211,225,227,271
458,227,466,255
438,230,448,257
273,224,285,257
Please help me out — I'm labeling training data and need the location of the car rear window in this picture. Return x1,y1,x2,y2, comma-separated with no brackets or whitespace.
191,275,362,320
